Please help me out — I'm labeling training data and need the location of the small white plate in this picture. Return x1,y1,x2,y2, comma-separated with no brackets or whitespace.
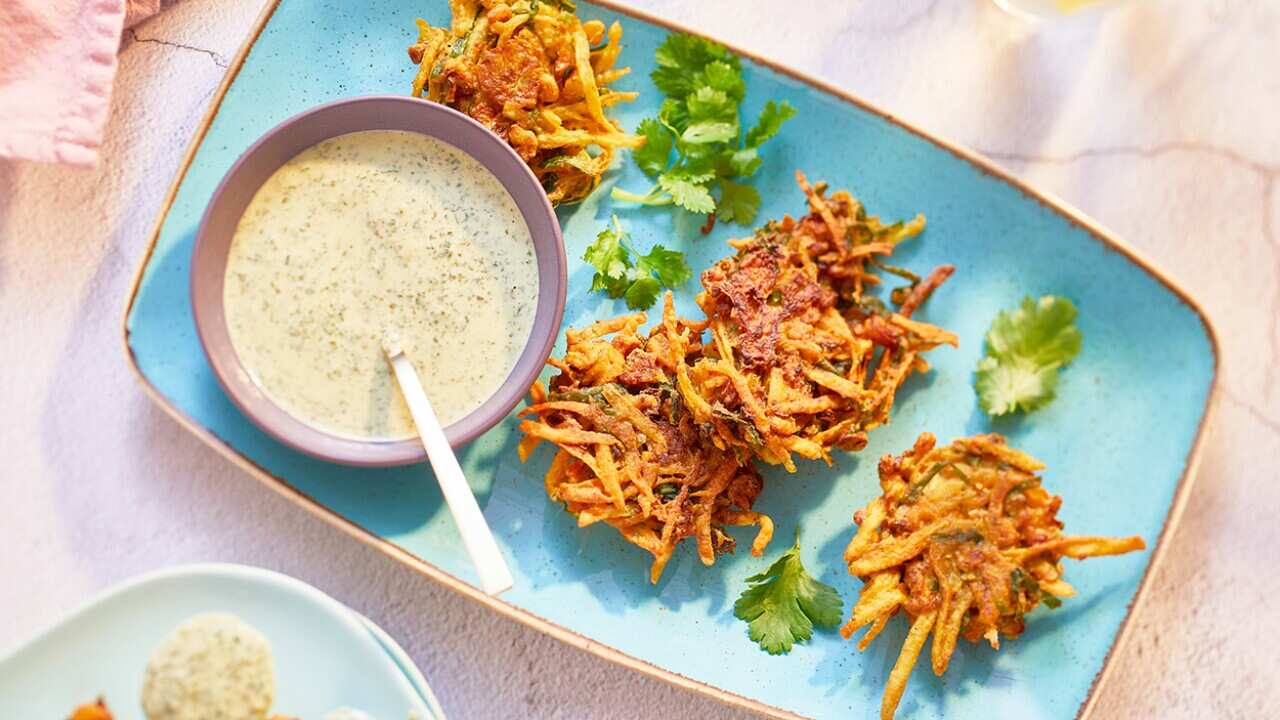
0,564,445,720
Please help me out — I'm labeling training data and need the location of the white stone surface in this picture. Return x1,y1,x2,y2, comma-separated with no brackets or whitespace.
1,0,1276,717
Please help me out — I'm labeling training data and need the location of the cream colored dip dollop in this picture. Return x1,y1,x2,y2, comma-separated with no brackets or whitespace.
141,612,275,720
223,129,538,439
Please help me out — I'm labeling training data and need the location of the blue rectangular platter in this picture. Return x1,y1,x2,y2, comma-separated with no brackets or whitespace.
123,1,1218,717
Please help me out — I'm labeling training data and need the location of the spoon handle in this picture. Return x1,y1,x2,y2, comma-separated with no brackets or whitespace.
386,352,514,596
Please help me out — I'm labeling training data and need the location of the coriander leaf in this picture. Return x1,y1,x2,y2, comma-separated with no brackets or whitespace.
658,98,689,135
610,185,671,206
623,275,661,310
652,35,740,98
686,87,736,124
681,121,738,145
659,173,716,214
717,178,761,225
733,533,843,655
582,219,632,297
619,33,795,224
651,66,693,100
636,244,693,288
653,33,728,71
986,295,1083,365
671,169,716,185
678,151,721,179
702,60,745,101
583,216,690,311
727,147,761,177
745,100,797,149
974,357,1060,415
632,118,673,177
974,295,1083,416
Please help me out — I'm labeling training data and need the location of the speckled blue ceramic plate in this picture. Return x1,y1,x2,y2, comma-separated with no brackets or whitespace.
0,564,444,719
122,1,1218,718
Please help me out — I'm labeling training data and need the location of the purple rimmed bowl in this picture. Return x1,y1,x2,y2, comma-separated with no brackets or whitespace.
190,95,566,467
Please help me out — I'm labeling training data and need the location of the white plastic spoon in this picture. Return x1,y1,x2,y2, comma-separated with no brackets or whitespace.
382,336,514,596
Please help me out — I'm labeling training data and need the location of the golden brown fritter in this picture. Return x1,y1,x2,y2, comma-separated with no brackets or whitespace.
518,304,774,583
842,433,1146,720
408,0,641,204
680,172,957,470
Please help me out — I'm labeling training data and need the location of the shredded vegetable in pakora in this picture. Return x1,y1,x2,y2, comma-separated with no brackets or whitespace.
408,0,641,204
841,433,1146,720
684,172,957,470
517,304,775,583
519,175,956,581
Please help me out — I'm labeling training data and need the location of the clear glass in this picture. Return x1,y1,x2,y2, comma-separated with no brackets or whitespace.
993,0,1124,21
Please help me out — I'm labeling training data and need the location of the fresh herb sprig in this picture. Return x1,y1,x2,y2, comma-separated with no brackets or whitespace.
733,532,843,655
583,215,692,310
612,34,796,227
974,295,1083,416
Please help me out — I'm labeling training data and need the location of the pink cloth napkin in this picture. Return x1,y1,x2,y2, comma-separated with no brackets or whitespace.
0,0,164,167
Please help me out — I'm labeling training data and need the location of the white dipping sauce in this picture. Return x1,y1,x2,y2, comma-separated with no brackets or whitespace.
141,613,274,720
224,130,539,439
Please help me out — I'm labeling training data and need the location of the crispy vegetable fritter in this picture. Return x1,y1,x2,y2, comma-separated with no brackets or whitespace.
520,175,955,581
683,172,956,470
518,304,775,583
842,433,1146,720
408,0,641,204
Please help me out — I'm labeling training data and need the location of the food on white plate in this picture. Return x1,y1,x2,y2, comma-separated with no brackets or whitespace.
223,129,538,438
141,613,275,720
518,174,953,580
70,617,413,720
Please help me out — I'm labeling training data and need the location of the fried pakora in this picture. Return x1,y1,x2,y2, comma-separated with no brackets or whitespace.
520,175,957,581
841,433,1146,720
408,0,641,204
682,172,957,470
518,303,775,583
